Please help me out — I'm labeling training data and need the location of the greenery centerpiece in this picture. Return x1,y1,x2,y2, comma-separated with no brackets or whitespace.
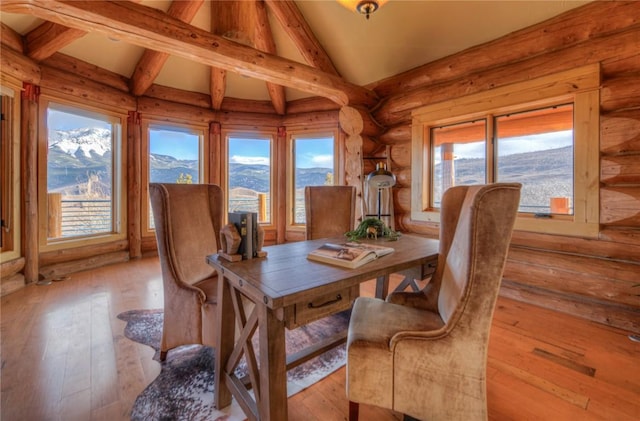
345,217,400,241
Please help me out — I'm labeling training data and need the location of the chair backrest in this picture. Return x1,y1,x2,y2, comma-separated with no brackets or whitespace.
149,183,223,285
434,183,521,328
305,185,356,240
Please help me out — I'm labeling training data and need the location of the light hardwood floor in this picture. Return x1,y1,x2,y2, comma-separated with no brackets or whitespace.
1,257,638,420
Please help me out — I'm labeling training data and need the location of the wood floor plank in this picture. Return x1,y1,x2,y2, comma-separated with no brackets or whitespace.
1,257,638,421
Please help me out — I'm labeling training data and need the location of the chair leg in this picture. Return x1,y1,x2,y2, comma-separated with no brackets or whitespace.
159,350,168,361
348,401,359,421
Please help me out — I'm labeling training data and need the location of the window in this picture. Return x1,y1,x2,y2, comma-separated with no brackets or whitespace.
0,87,19,257
226,134,273,224
412,65,599,237
40,100,126,248
290,134,336,225
142,122,205,231
431,119,487,208
495,104,574,215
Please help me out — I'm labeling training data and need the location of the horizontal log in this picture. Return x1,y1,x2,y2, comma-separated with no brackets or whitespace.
40,64,136,110
599,227,640,247
379,124,411,145
1,22,24,52
510,230,640,263
39,239,128,266
1,273,25,297
600,186,640,226
601,154,640,184
144,83,211,109
43,52,129,92
375,29,640,126
602,52,640,78
221,97,276,114
601,72,640,112
601,109,640,155
281,110,339,128
500,280,640,334
137,96,216,123
216,110,281,128
141,235,157,254
389,142,411,168
39,250,130,280
286,97,340,114
505,247,640,305
370,1,640,97
0,45,41,84
1,257,25,278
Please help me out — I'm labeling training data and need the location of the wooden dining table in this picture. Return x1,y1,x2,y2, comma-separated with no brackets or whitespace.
206,234,439,421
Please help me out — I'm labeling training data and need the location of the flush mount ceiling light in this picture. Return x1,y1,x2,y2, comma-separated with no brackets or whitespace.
337,0,388,20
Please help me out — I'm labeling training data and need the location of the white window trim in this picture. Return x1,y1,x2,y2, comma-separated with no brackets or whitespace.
38,97,127,251
411,64,600,238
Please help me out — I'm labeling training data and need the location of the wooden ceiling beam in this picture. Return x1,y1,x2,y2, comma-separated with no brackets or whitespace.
0,0,377,107
1,22,25,52
130,0,204,96
254,0,286,115
25,21,86,61
264,0,340,76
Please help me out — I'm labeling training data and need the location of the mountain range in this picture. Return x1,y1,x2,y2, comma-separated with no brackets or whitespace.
47,128,574,213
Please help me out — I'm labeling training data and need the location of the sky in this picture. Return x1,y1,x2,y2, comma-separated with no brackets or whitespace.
435,130,573,163
49,109,570,165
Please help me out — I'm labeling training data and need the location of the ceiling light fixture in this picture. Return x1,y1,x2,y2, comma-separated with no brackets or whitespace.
338,0,387,20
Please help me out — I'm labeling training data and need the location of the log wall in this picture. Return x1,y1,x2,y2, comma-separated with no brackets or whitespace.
367,0,640,333
1,1,637,334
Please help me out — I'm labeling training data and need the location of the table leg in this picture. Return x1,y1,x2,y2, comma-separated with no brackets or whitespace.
257,301,288,420
214,272,235,409
375,274,390,299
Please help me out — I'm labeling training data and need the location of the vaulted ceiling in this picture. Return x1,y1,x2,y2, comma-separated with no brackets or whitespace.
1,0,591,113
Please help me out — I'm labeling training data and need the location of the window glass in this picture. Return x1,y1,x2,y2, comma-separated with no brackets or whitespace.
148,125,201,229
46,105,120,239
293,136,334,224
431,120,486,208
228,136,272,223
495,104,574,214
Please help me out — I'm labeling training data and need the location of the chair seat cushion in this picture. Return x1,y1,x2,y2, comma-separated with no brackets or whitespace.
348,296,444,351
347,296,444,407
194,276,218,305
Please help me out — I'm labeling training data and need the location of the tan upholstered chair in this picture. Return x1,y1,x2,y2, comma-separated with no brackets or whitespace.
149,183,223,361
305,185,356,240
346,183,521,420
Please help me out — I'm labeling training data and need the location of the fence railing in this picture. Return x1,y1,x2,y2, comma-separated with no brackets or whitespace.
48,194,112,238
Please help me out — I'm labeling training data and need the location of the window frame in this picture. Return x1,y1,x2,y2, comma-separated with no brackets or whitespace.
38,96,127,251
141,119,208,236
411,65,600,237
0,84,21,259
223,129,276,229
286,128,340,232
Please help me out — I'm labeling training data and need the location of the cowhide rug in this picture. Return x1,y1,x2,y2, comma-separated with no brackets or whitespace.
118,308,350,421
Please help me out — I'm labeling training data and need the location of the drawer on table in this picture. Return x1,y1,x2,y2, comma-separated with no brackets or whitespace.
285,284,359,329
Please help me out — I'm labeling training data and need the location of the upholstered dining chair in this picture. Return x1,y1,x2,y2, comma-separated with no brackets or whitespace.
305,185,356,240
149,183,223,361
346,183,521,420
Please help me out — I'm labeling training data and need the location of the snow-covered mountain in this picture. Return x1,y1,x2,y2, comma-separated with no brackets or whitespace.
49,127,111,158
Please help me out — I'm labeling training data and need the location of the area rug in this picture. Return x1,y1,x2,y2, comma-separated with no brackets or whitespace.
118,308,350,420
